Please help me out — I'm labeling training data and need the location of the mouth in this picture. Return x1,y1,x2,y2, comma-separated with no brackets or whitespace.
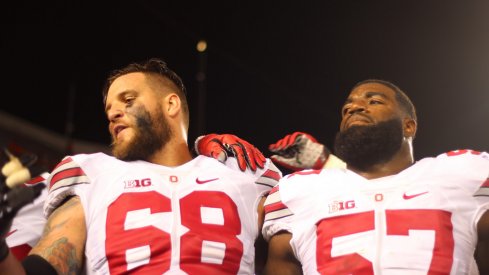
113,125,128,139
344,114,373,128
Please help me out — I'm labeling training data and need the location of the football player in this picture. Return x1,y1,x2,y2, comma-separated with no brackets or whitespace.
262,79,489,274
0,58,281,274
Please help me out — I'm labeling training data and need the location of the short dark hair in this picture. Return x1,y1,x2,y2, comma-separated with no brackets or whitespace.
352,79,417,122
102,58,189,127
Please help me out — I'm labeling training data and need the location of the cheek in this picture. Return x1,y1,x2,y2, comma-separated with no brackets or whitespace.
372,108,396,121
339,118,348,131
125,103,147,119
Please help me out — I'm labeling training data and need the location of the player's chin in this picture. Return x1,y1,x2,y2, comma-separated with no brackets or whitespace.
111,138,132,158
112,145,128,159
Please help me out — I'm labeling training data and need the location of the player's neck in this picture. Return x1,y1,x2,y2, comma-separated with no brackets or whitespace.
349,144,414,180
147,139,193,167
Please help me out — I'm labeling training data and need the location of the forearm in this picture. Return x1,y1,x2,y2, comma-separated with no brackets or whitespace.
263,259,302,275
476,210,489,274
0,251,26,275
264,233,302,275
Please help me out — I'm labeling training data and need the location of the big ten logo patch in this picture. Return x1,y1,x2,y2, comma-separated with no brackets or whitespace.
328,200,356,214
124,178,152,189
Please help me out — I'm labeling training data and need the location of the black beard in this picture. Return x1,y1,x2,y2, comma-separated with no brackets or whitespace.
111,105,172,161
334,117,403,171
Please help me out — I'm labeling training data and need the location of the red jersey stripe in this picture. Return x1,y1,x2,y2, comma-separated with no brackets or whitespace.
50,167,86,188
482,178,489,188
287,169,322,178
262,169,281,181
269,185,280,195
25,175,46,185
264,201,287,214
53,157,74,170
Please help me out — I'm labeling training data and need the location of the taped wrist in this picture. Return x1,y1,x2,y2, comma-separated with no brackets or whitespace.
22,254,58,275
0,239,8,262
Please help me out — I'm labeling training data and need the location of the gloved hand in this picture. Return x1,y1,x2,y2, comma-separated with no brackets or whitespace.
194,133,266,172
0,149,44,261
268,132,330,171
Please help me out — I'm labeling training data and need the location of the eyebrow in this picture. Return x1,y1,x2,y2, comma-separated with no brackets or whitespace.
344,91,389,105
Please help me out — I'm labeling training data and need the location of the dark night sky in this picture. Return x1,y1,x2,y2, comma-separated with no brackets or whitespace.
1,1,488,160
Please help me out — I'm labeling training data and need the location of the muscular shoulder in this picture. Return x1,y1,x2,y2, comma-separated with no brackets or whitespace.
45,153,119,216
278,168,347,200
409,149,489,197
437,149,489,161
48,153,120,190
265,168,347,218
430,149,489,179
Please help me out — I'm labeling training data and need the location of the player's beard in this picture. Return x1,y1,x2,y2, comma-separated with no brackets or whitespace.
111,104,172,161
333,117,403,171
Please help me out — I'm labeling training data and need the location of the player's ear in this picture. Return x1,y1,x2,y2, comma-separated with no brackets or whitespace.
165,93,181,118
403,117,417,139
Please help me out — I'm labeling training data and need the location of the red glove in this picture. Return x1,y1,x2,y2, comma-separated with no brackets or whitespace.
194,134,266,172
269,132,329,171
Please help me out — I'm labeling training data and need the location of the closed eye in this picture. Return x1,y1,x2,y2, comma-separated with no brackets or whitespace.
369,99,383,105
125,96,135,107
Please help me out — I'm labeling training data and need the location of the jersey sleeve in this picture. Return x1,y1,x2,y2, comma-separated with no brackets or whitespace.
262,184,294,241
437,150,489,225
43,155,91,217
438,150,489,191
223,157,282,195
255,160,282,194
261,169,340,241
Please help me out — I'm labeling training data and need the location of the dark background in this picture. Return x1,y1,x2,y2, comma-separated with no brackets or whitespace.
1,1,488,161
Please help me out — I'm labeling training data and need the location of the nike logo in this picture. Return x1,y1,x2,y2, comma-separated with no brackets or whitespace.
403,191,429,200
196,177,219,184
6,229,18,238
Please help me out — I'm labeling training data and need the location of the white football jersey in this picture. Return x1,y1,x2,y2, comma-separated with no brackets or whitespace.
44,153,280,274
6,173,49,260
263,149,489,275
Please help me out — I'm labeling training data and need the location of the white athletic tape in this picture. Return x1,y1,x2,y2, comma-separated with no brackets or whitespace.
1,153,23,177
6,168,31,188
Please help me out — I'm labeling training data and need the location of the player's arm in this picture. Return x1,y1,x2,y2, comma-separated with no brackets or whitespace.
0,196,86,275
263,232,302,275
475,210,489,274
254,196,268,275
27,195,86,274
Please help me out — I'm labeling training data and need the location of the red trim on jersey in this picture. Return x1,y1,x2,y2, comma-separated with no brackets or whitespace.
25,175,46,185
264,201,287,214
482,178,489,188
10,244,32,261
53,157,74,169
287,169,322,178
6,229,18,237
269,185,280,195
50,167,86,188
262,169,281,181
446,149,481,156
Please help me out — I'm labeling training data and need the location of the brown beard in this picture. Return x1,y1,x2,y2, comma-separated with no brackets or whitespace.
333,117,403,171
111,104,172,161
